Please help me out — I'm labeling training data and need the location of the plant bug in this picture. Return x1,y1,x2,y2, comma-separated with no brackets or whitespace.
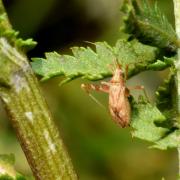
81,61,145,128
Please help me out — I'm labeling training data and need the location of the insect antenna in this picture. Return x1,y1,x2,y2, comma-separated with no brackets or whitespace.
88,93,106,109
81,84,106,109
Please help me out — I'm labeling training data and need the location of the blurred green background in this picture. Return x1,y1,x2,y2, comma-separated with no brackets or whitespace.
0,0,178,179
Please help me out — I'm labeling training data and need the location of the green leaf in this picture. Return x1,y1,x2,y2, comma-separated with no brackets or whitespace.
149,73,180,150
131,74,180,150
147,56,176,71
153,130,180,150
131,101,169,142
32,39,160,83
15,38,37,51
0,154,26,180
0,154,15,166
156,73,178,128
0,10,36,51
121,0,179,52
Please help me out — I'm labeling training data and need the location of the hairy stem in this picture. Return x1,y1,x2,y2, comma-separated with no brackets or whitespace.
0,1,77,180
173,0,180,178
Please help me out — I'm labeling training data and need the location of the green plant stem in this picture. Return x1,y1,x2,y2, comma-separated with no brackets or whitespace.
0,1,78,180
173,0,180,178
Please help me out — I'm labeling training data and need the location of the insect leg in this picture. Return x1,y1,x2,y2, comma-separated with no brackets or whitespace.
81,83,109,93
100,81,111,92
125,64,129,81
81,83,109,107
125,88,130,97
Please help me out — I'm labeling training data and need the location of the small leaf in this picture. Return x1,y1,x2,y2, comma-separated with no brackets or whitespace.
148,60,167,70
0,154,15,165
0,12,36,51
32,39,159,83
153,130,180,150
131,74,180,150
132,74,180,150
156,73,178,128
147,56,176,70
15,38,37,51
150,73,180,150
0,154,26,180
121,0,179,52
131,101,169,142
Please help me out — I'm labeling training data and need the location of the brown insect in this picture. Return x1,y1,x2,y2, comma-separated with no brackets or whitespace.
81,62,144,128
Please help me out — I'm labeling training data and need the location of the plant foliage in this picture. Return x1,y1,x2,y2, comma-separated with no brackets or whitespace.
0,8,36,51
30,0,180,150
32,39,161,84
121,0,179,52
0,154,26,180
